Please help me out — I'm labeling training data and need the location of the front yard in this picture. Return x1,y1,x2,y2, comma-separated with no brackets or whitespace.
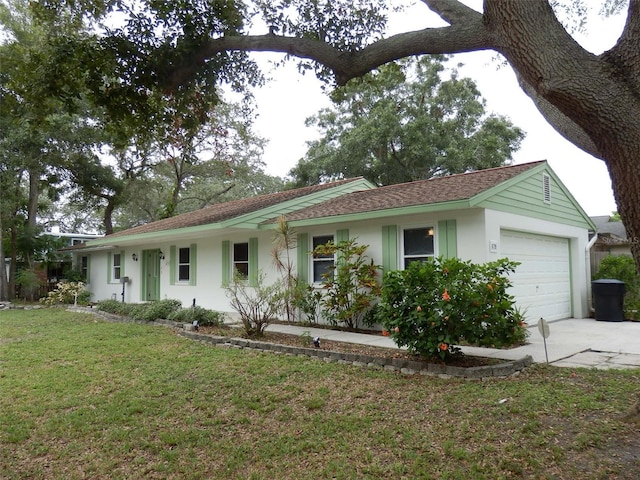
1,309,638,479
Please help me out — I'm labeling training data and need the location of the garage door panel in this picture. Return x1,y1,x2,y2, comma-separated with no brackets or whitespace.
501,230,571,322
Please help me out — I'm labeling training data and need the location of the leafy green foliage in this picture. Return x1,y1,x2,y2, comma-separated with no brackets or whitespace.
594,255,640,320
96,298,182,321
15,269,43,301
313,238,381,329
293,282,323,325
167,306,226,327
291,56,524,186
96,298,131,316
376,257,528,361
40,281,90,305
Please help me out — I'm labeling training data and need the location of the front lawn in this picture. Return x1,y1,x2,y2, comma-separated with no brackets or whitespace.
1,309,638,479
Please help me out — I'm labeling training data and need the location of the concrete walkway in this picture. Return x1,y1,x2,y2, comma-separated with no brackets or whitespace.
264,318,640,370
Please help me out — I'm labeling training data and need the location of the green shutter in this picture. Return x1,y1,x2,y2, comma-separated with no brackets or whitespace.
249,237,259,287
189,244,197,286
297,233,309,283
86,255,91,284
438,220,458,259
336,229,349,266
336,228,349,243
221,240,230,286
107,252,112,283
169,245,177,285
382,225,398,272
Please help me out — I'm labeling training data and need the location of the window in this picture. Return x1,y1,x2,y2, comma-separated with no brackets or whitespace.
233,242,249,278
178,247,190,282
403,227,434,268
112,253,121,281
312,235,334,283
80,256,89,280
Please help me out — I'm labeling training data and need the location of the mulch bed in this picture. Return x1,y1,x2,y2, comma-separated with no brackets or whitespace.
198,325,501,368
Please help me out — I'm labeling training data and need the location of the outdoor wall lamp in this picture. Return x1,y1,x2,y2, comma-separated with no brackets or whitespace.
131,253,138,262
159,251,165,260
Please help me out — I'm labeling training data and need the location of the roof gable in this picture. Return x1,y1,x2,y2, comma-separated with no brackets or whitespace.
473,163,595,229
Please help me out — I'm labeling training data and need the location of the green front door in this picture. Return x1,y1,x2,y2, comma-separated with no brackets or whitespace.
142,249,161,301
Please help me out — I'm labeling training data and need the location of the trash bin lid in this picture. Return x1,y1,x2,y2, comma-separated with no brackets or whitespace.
592,278,625,284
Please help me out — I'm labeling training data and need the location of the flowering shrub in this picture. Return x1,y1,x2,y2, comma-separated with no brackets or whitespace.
40,281,91,306
375,257,528,361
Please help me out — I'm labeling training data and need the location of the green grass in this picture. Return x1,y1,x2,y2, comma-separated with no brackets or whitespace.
1,309,639,479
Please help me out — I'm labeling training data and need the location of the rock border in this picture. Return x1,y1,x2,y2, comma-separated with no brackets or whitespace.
178,330,532,380
67,306,532,379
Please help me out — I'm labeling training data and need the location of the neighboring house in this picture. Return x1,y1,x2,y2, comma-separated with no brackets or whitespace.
71,161,595,323
44,231,103,284
590,215,631,274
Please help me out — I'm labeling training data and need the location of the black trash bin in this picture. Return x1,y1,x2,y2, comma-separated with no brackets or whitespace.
592,279,626,321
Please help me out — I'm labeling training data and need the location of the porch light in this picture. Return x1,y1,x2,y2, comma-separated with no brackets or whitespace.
159,250,165,260
131,253,138,261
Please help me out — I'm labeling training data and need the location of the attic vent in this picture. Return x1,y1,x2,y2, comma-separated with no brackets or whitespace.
542,174,551,204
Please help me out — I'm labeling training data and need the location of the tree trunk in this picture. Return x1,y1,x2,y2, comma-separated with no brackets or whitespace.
103,198,116,235
483,0,640,274
0,212,8,301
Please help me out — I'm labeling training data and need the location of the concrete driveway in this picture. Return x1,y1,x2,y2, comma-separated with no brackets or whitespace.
461,317,640,369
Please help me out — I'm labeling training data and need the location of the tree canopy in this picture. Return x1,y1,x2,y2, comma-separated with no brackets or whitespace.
5,1,640,268
290,56,524,186
29,0,637,271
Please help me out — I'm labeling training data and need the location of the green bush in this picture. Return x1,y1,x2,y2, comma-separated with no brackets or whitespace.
375,257,528,361
96,299,133,316
96,299,182,321
594,255,640,320
130,299,183,322
168,306,226,326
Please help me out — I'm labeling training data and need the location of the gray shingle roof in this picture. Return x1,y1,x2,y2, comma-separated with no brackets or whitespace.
590,215,628,241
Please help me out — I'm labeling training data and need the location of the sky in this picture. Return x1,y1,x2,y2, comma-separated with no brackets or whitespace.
242,1,622,217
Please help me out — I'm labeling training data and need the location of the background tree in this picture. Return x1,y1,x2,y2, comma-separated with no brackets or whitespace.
290,56,524,186
32,1,639,272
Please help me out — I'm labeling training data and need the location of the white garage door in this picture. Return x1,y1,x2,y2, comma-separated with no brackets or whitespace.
500,230,572,322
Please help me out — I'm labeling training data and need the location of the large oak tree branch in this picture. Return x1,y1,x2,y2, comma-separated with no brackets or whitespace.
190,17,489,86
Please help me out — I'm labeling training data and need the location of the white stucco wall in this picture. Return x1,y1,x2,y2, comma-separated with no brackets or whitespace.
82,206,590,320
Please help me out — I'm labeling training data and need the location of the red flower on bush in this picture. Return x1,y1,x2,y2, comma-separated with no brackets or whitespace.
487,283,494,292
439,343,448,351
382,330,390,336
442,289,451,301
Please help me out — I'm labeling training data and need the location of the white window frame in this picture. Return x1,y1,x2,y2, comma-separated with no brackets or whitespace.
112,253,121,281
177,247,191,283
401,225,435,269
233,242,249,279
311,234,334,284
